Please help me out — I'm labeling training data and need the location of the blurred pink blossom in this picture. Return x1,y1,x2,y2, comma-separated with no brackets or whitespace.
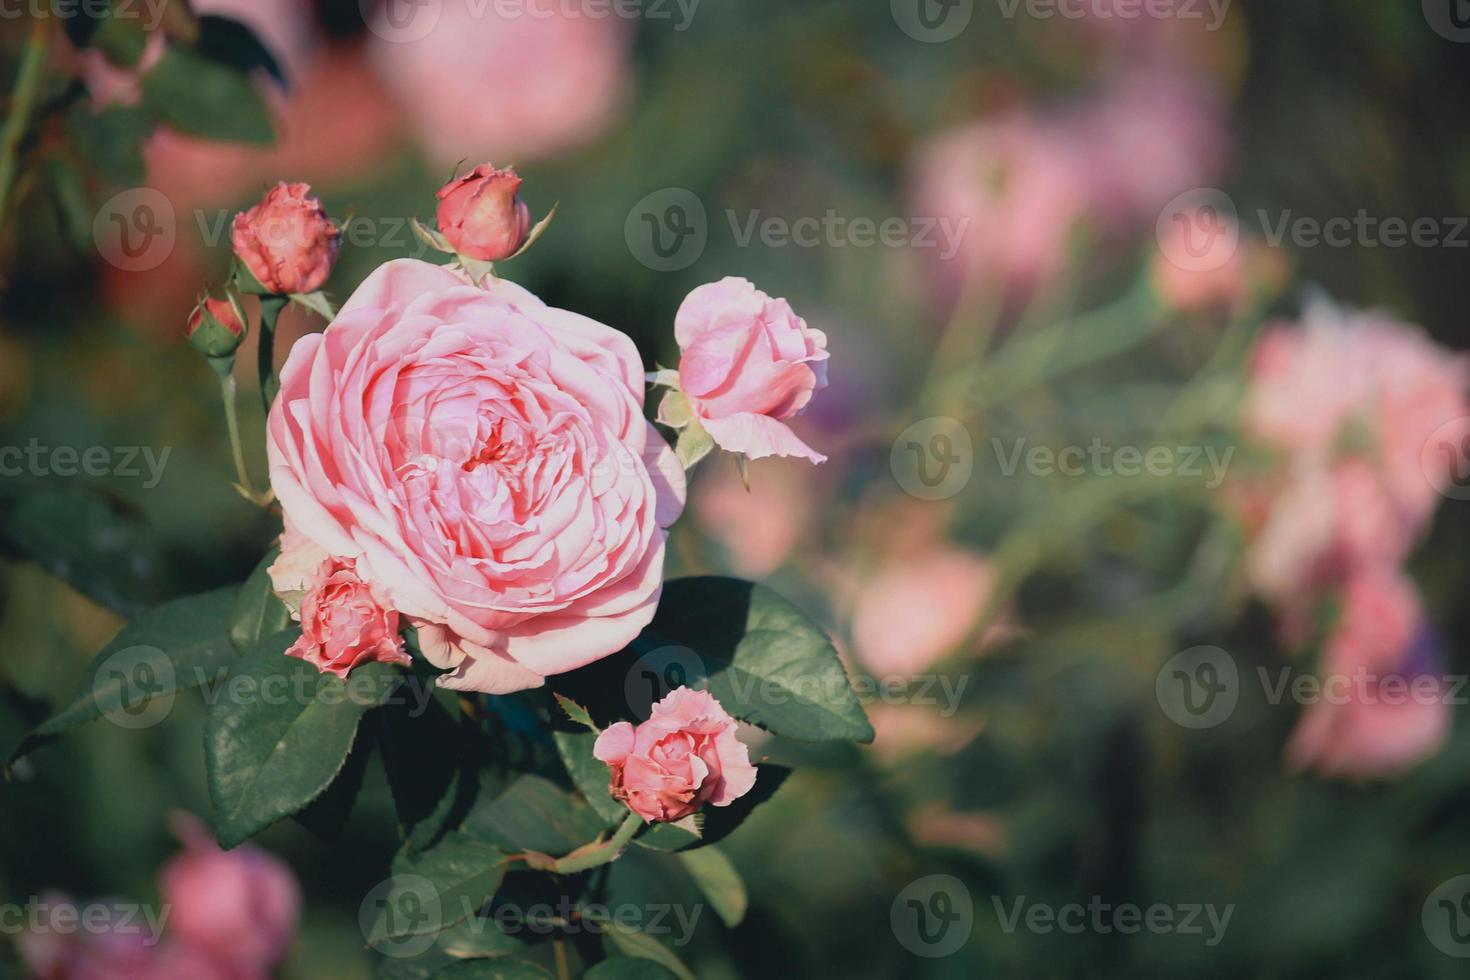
851,547,1003,676
366,0,632,166
693,456,818,578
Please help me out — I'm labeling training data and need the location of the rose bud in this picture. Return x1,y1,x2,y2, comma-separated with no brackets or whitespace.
284,557,411,677
231,181,341,295
673,277,829,463
186,293,248,359
436,163,533,262
593,687,757,823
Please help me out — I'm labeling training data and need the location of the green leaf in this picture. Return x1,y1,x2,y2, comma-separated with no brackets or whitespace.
141,49,274,145
430,961,553,979
197,15,287,87
205,634,397,847
67,105,154,185
7,587,238,769
378,688,464,846
290,290,337,321
553,730,625,825
634,765,789,852
370,832,509,943
585,959,682,980
462,775,605,855
0,483,171,616
434,916,528,959
229,549,290,654
651,578,873,742
673,422,713,469
553,693,597,732
294,720,373,840
601,924,694,980
676,846,746,927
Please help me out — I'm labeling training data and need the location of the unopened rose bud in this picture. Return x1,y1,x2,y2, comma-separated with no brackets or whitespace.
436,164,533,262
231,182,340,295
186,293,248,360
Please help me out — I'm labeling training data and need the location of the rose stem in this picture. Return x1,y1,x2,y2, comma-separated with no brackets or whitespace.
258,294,288,412
0,17,52,231
549,811,643,875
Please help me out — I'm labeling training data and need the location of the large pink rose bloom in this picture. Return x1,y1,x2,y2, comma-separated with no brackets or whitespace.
1287,570,1450,779
159,812,301,976
366,0,631,166
675,278,829,463
267,260,685,694
593,687,758,823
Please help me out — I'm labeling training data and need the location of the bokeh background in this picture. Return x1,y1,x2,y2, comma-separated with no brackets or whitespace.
3,0,1470,976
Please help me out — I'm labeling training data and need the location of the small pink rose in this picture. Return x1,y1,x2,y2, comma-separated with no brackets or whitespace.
159,812,301,975
436,164,534,262
675,278,828,463
593,687,758,823
231,182,340,295
284,558,410,677
186,296,246,340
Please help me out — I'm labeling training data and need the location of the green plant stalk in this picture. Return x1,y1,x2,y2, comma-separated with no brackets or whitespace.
0,18,52,231
212,360,265,504
549,811,643,875
258,295,288,412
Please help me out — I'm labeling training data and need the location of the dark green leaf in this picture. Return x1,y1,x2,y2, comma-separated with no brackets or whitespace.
7,587,238,769
601,924,694,980
553,693,597,731
141,49,274,145
675,846,746,927
431,961,553,979
379,686,465,846
230,548,290,653
295,720,374,839
651,578,873,742
552,730,625,825
67,105,154,185
584,959,682,980
205,634,396,847
462,775,604,855
371,832,509,942
197,15,287,87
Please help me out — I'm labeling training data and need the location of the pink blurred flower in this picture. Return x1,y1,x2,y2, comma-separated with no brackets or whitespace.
675,278,829,463
1287,569,1450,779
159,812,301,976
692,456,818,577
851,547,1002,676
284,558,411,677
594,687,758,823
366,0,632,166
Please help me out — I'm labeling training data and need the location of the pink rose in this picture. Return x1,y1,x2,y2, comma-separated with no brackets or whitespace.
852,548,1003,676
231,182,340,295
283,558,411,677
1286,570,1449,779
159,812,301,976
267,260,685,694
692,456,817,577
675,278,829,463
366,0,631,166
593,687,758,823
436,164,534,262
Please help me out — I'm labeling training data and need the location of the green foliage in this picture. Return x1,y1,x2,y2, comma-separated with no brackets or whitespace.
676,846,747,927
141,49,274,145
369,833,510,943
601,924,694,980
229,549,290,653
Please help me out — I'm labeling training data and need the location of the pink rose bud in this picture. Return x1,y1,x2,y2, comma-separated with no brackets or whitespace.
185,293,248,359
285,558,411,677
593,687,758,823
435,163,534,262
674,278,829,463
160,812,301,975
231,181,340,295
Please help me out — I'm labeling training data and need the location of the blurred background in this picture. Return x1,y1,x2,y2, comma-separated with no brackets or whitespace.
3,0,1470,976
